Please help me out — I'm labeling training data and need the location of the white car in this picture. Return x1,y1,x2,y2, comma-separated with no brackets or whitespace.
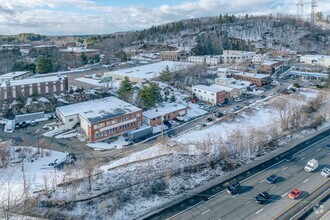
321,167,330,177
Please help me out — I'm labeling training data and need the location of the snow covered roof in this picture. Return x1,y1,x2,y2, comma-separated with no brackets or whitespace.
233,72,270,79
0,71,30,79
215,77,236,82
289,71,328,78
210,84,236,92
0,75,67,87
261,61,282,66
105,61,195,80
226,84,246,90
193,84,226,93
143,103,187,119
56,97,142,124
300,54,330,59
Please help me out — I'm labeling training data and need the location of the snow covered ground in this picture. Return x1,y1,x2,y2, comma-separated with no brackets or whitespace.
75,77,120,89
87,136,129,150
0,146,67,206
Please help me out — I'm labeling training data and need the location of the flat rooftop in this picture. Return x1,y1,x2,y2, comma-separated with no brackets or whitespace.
234,72,270,79
0,71,30,79
143,103,187,119
261,61,282,66
193,84,226,93
0,75,67,87
289,71,328,78
301,54,330,59
56,96,142,123
105,61,195,80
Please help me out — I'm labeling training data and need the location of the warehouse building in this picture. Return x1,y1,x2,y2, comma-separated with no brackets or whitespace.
56,97,143,142
233,72,271,87
192,85,226,105
143,103,187,126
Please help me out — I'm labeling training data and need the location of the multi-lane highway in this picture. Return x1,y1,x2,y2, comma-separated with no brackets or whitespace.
165,136,330,220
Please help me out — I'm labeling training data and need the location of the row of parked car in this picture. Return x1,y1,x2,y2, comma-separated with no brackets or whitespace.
15,120,37,129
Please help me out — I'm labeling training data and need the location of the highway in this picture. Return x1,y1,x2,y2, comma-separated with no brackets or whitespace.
165,136,330,220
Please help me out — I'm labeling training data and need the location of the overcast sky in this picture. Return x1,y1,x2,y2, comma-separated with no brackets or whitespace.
1,0,329,35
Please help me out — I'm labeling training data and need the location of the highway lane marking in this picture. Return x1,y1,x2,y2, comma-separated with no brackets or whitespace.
201,209,210,215
165,201,204,220
303,178,309,183
209,190,225,199
292,172,298,176
300,157,306,161
255,209,263,214
316,148,321,152
281,192,288,197
320,210,330,220
270,186,277,190
244,201,251,205
281,167,288,171
260,179,266,183
232,195,238,198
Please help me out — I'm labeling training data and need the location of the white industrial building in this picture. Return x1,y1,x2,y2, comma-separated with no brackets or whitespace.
192,85,226,105
205,56,221,66
221,50,256,64
188,56,206,64
215,77,236,86
104,61,195,82
299,55,330,68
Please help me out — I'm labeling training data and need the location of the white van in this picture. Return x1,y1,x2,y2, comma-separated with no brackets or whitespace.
304,159,318,172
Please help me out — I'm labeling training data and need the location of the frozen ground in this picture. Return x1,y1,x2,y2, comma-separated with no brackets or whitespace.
0,146,67,206
87,136,129,150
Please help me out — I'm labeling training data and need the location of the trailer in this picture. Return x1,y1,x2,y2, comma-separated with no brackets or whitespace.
127,126,153,142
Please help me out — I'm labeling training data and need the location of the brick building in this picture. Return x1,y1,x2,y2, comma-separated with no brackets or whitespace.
233,72,271,87
260,61,283,74
143,103,187,126
0,75,68,101
160,51,180,61
56,97,143,142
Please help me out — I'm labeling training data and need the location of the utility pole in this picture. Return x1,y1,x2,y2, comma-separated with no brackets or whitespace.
297,0,304,21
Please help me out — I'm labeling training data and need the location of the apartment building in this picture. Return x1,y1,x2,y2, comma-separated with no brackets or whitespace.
56,97,142,142
0,75,68,101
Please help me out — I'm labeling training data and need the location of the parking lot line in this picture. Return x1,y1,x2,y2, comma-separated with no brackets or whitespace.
270,186,277,190
260,179,266,183
244,201,251,205
316,148,321,152
300,157,306,161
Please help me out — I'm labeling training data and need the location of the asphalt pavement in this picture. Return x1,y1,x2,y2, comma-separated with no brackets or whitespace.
166,136,330,220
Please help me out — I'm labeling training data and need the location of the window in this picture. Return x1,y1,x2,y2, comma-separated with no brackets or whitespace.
69,118,74,122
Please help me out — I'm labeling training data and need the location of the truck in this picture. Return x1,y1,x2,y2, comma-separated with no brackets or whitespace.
304,159,318,172
127,126,153,142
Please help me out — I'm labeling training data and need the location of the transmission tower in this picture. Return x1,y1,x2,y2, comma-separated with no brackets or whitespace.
297,0,304,21
311,0,317,26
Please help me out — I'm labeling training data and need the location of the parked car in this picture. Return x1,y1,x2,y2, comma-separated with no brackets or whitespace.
285,155,294,162
255,191,270,204
20,122,28,128
226,182,241,195
163,121,172,128
260,95,267,99
206,118,213,122
215,112,223,118
266,175,279,184
321,167,330,177
84,74,92,78
30,120,37,126
289,188,301,199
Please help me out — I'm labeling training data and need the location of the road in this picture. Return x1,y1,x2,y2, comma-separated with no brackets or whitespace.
165,136,330,220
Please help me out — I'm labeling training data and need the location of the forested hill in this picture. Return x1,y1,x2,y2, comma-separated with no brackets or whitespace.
131,15,329,54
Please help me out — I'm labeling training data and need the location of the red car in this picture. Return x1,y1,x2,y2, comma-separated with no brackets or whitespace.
289,188,301,199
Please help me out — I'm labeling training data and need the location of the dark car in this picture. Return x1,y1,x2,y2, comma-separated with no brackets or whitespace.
215,112,223,118
163,121,172,128
325,145,330,150
285,155,294,162
255,191,270,204
226,182,241,195
20,121,28,128
206,117,213,122
266,175,279,184
260,95,267,99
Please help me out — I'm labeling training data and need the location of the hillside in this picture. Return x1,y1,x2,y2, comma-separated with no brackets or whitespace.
132,15,329,54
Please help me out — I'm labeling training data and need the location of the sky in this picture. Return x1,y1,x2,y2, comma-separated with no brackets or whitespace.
0,0,329,35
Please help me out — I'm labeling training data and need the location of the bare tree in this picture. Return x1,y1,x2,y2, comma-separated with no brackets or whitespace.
83,159,99,192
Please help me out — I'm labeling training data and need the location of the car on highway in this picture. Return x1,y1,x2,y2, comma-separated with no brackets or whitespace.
321,167,330,177
325,144,330,150
304,159,318,172
288,188,301,199
266,174,279,184
285,154,294,162
255,191,270,204
226,182,240,195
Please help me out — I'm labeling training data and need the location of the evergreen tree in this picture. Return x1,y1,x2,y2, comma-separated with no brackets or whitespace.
36,57,53,74
136,83,163,109
118,76,133,102
80,53,88,65
160,65,170,82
